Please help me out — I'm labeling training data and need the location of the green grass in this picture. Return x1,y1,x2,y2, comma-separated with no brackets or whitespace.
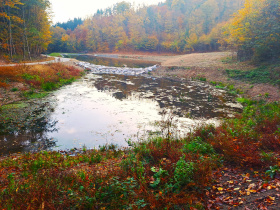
48,53,62,57
22,90,49,99
1,102,28,110
226,63,280,85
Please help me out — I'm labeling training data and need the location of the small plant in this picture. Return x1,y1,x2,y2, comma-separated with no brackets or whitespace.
221,56,234,63
184,137,215,155
41,82,56,91
266,165,280,178
150,166,169,188
210,81,217,85
173,155,194,189
264,92,270,98
11,87,18,92
89,153,102,164
22,89,35,98
260,151,277,164
236,97,256,105
198,77,206,81
7,173,16,190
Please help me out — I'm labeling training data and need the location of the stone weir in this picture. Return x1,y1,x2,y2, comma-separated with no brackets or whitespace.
75,62,158,76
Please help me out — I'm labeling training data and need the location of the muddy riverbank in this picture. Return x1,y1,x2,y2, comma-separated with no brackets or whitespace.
93,52,280,102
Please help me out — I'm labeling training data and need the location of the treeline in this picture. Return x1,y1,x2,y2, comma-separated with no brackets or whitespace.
48,0,245,54
47,0,280,62
54,18,83,31
0,0,51,61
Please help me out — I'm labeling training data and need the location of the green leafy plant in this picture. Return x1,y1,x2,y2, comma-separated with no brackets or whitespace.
11,87,18,92
266,165,280,178
150,167,169,188
184,137,215,155
173,155,194,189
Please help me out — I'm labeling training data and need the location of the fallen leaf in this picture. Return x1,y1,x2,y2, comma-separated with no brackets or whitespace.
263,183,269,188
224,196,232,201
268,196,275,201
248,183,256,189
267,186,272,190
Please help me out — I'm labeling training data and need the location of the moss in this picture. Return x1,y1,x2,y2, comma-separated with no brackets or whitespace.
1,102,28,110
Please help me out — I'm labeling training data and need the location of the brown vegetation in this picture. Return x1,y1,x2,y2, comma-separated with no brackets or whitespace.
0,63,83,106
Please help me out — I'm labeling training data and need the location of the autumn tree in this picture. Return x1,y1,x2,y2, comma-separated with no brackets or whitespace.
226,0,280,61
0,0,52,61
47,0,245,54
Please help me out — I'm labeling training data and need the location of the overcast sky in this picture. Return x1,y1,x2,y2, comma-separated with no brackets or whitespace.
49,0,163,24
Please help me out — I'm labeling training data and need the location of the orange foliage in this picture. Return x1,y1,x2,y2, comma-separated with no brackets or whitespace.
0,65,24,87
0,63,82,89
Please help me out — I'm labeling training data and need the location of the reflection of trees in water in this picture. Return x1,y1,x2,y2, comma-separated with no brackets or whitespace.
66,55,157,68
92,74,242,119
0,101,58,156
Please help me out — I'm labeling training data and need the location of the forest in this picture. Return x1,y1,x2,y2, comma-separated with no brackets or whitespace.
0,0,279,62
0,0,51,61
47,0,280,62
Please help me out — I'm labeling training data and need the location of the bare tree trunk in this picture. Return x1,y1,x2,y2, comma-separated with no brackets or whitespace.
22,6,32,61
6,6,13,59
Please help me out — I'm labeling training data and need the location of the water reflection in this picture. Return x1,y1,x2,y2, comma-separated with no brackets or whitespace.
0,73,242,155
44,74,242,151
0,101,58,156
63,54,158,68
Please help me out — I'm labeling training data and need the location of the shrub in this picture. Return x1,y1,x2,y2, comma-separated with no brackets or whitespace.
173,155,194,189
41,82,57,91
184,137,215,155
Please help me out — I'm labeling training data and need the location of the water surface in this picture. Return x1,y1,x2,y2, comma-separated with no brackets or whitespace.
63,54,158,68
0,73,242,155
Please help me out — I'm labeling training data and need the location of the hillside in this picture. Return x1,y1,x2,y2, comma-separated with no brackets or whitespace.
48,0,245,54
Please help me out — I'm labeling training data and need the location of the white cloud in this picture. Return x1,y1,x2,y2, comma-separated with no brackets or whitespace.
49,0,163,24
